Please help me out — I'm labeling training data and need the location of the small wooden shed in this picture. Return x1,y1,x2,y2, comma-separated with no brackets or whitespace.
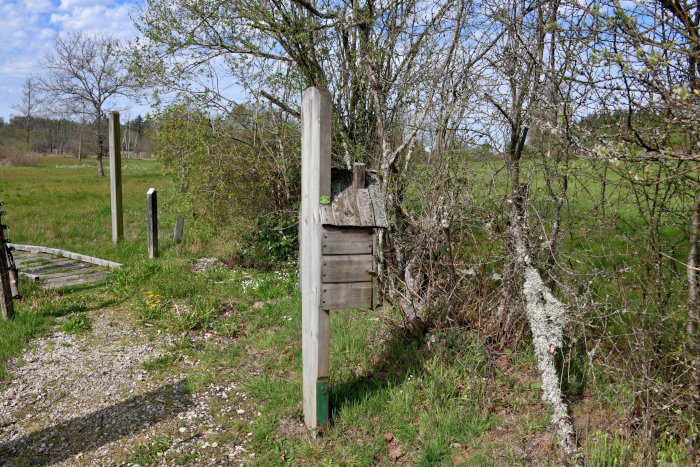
299,87,388,434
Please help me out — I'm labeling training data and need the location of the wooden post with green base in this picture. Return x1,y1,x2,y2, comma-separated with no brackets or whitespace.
300,87,332,434
299,87,387,435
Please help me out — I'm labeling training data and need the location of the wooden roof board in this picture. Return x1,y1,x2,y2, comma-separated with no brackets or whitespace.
321,168,388,228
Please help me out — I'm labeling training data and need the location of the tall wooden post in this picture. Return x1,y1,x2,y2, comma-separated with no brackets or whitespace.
0,209,14,320
147,188,158,258
301,87,332,434
109,112,123,245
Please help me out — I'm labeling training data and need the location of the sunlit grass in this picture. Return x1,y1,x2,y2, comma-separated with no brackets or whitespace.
1,156,176,264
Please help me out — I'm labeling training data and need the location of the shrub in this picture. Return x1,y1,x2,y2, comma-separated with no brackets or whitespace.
239,214,298,269
0,146,38,166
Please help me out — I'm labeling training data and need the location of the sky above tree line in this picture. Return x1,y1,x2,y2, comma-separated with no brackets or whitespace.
0,0,150,122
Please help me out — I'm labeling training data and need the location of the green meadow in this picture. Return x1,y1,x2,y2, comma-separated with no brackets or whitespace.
0,155,691,465
1,156,176,263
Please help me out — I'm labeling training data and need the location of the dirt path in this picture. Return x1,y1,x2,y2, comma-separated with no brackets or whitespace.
0,302,251,466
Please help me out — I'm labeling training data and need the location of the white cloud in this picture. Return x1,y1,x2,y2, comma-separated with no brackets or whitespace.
51,4,135,38
59,0,108,10
0,0,140,120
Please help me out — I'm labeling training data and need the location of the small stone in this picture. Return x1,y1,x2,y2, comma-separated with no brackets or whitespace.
179,427,187,433
237,409,245,415
212,442,218,448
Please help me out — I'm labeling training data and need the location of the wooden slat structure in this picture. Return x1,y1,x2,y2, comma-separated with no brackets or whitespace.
13,250,111,289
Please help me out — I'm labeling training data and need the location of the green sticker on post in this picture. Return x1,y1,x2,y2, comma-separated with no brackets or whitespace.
320,196,330,204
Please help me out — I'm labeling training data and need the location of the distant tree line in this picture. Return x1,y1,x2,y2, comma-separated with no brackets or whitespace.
0,114,154,159
3,32,140,175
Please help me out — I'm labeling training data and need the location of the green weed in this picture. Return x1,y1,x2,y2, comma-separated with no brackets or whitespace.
587,431,629,467
143,354,178,374
60,314,92,333
129,436,172,466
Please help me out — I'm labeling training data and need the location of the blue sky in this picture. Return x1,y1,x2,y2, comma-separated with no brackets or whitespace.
0,0,150,122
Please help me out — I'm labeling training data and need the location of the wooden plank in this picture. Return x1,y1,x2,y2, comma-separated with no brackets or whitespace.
40,267,102,281
320,204,335,225
321,226,373,255
147,188,158,258
368,177,389,228
372,232,378,310
331,201,342,225
23,263,86,275
353,163,365,189
300,86,332,434
355,189,375,226
321,255,373,283
13,257,44,265
9,244,122,269
339,189,360,225
22,260,79,273
45,272,109,289
320,282,373,310
109,112,123,245
44,271,107,285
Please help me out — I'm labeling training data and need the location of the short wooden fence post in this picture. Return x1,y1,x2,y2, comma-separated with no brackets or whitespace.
109,112,123,245
147,188,158,258
0,205,14,320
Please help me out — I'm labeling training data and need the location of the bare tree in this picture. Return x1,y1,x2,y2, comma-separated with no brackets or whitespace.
10,76,43,151
40,31,136,176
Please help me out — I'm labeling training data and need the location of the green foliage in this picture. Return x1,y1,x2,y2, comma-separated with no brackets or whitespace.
240,214,298,269
60,314,92,334
32,292,88,317
151,102,301,240
129,436,172,466
142,353,178,374
587,431,628,467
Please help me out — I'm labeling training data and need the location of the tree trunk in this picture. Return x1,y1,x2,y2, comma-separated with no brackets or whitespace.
686,188,700,463
96,113,105,177
25,120,30,152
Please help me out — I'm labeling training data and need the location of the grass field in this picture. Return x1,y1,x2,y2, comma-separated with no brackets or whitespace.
0,155,691,465
0,156,176,263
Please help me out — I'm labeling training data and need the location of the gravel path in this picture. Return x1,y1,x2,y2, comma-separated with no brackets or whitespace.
0,303,253,466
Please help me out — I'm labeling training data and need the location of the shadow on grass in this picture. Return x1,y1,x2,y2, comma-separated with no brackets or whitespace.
0,380,192,466
329,327,429,422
